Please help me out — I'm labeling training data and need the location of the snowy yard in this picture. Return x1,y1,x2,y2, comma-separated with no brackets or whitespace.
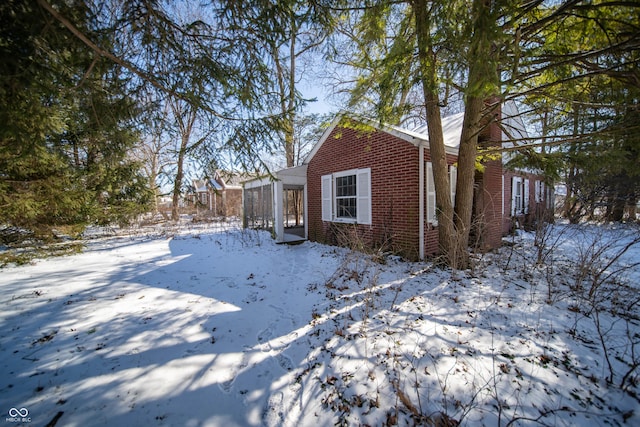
1,222,639,426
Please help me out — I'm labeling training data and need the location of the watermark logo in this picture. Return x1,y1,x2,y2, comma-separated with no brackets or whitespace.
6,408,31,423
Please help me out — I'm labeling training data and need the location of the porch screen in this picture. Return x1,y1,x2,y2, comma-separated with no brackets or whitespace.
243,184,273,230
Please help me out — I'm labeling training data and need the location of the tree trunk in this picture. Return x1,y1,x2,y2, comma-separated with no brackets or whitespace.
271,13,297,169
412,0,455,263
454,96,483,267
413,0,498,268
171,136,188,221
453,0,499,268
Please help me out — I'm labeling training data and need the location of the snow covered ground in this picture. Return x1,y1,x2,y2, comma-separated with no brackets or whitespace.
1,221,638,426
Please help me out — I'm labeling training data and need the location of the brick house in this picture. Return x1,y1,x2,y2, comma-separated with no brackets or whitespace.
191,171,243,218
244,102,552,259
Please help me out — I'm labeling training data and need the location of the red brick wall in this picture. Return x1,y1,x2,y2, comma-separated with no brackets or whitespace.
307,119,464,259
475,101,504,250
306,104,547,256
307,122,423,259
502,170,549,232
476,159,504,250
306,102,552,256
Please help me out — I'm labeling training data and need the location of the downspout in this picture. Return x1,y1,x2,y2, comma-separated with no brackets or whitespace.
419,143,425,260
303,184,308,240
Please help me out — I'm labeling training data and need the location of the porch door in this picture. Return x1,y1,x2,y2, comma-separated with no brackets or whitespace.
283,187,305,239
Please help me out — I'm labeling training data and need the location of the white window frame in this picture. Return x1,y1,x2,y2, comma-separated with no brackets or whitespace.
546,184,554,210
511,176,523,216
321,168,372,225
334,170,358,221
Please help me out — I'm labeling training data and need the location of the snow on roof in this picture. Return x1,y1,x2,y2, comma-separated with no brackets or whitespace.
215,170,248,188
193,179,209,193
242,165,308,189
409,112,465,149
210,179,224,191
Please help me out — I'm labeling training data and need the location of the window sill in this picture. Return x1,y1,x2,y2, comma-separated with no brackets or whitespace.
332,218,358,224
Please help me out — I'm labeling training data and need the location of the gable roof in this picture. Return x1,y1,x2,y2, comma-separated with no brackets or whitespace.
192,179,210,193
304,112,462,165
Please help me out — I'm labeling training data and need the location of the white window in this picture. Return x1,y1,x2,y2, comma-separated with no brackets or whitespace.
546,184,554,210
335,174,357,219
321,168,371,224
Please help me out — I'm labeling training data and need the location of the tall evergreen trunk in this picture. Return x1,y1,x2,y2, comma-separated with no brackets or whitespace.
413,0,498,268
454,96,483,267
453,0,498,268
285,14,297,168
412,0,455,263
565,104,580,222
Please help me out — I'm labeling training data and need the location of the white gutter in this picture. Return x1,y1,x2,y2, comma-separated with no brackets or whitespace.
418,143,425,260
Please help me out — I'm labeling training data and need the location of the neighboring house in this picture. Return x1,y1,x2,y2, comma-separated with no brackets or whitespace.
244,102,552,259
191,171,243,218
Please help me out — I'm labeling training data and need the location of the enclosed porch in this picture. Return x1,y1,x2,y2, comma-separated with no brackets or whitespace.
242,165,307,243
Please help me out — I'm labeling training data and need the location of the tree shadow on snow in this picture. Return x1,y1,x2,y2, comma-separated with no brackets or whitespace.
1,228,635,426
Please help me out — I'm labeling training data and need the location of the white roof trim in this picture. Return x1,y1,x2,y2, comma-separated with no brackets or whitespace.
303,114,344,164
242,165,309,189
243,176,272,189
276,164,308,178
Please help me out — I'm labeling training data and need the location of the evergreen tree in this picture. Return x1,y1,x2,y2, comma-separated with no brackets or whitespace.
0,0,150,240
326,0,639,265
514,1,640,222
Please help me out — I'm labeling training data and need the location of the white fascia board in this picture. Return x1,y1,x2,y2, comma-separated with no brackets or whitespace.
276,164,308,178
302,115,345,164
243,176,273,189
